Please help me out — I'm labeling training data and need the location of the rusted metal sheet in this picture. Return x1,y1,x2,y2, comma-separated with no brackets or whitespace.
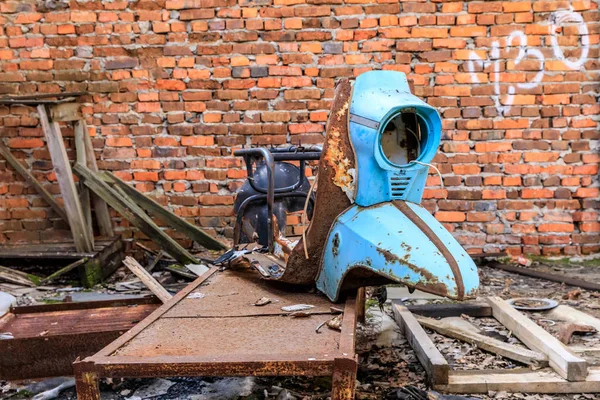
282,79,355,285
74,268,358,400
0,298,159,380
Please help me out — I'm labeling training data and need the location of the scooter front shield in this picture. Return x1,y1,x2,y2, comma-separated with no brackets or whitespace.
316,201,479,302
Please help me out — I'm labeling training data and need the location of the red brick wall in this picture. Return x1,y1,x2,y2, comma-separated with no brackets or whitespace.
0,0,598,255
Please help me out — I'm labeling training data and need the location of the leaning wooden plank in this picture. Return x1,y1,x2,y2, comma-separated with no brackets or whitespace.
102,172,228,250
436,367,600,394
123,256,172,303
38,105,93,253
415,315,548,367
0,141,69,224
486,296,587,381
548,305,600,332
392,301,449,385
73,164,198,265
0,266,38,287
39,258,88,284
486,262,600,291
80,120,114,237
74,121,94,249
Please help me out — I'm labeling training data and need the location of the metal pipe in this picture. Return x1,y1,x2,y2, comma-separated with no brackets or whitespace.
234,148,275,252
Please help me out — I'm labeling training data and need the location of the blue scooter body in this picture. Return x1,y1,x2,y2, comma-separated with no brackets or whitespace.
316,71,479,301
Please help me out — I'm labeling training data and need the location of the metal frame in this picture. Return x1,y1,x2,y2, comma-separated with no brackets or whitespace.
74,268,358,400
233,146,321,251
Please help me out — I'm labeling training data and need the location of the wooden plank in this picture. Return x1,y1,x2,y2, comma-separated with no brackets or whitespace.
102,172,228,250
38,105,93,253
79,120,114,237
0,97,76,105
0,92,88,101
486,262,600,291
407,302,492,318
392,301,449,385
73,164,199,265
49,102,82,122
74,121,94,249
0,141,69,224
123,257,172,303
437,367,600,394
0,265,38,287
415,315,548,367
486,296,587,381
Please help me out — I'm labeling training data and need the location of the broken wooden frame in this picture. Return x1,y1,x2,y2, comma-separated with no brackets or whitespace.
392,297,598,394
74,268,359,400
0,238,125,288
0,296,160,380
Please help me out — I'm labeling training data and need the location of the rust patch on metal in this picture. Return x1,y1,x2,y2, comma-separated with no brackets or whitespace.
323,127,354,195
375,247,448,297
331,233,340,257
393,201,465,299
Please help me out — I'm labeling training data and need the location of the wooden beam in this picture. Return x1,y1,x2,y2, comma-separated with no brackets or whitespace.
49,103,82,122
102,172,228,250
0,141,69,224
74,121,94,249
0,265,39,287
123,256,172,303
486,296,587,381
486,262,600,291
392,301,449,385
437,367,600,394
73,164,199,265
38,105,93,253
79,121,114,237
407,302,492,318
415,315,548,367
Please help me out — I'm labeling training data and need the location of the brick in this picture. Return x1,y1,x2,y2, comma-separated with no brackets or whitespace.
71,11,97,22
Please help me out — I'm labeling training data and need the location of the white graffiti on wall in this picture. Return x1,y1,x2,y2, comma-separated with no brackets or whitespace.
466,7,590,115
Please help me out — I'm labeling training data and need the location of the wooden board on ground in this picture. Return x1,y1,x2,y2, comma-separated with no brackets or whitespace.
486,296,587,381
437,367,600,393
415,315,548,367
392,301,449,385
0,265,38,287
123,257,172,303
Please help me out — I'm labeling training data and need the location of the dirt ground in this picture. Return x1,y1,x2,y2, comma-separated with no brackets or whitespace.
1,257,599,400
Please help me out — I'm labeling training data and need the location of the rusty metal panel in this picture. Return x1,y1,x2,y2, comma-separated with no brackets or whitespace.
0,300,158,380
81,268,357,380
164,269,333,318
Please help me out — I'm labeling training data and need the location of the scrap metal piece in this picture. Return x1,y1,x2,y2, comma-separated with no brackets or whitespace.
281,79,355,285
507,298,559,311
